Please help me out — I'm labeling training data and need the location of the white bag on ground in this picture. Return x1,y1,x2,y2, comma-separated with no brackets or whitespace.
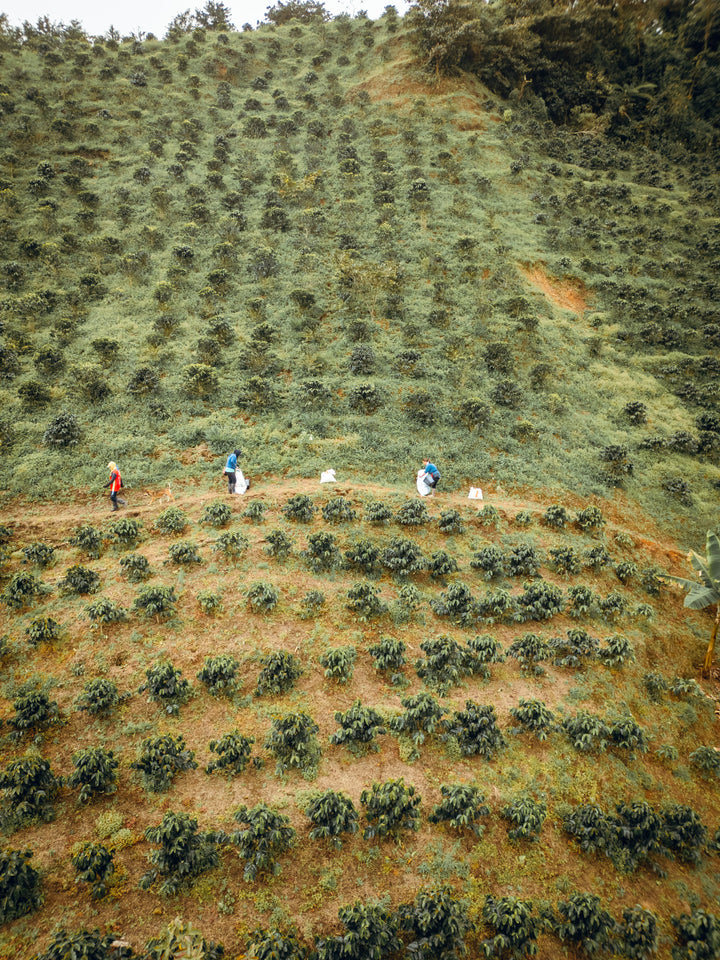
320,469,336,483
234,469,249,494
417,470,432,496
468,487,483,499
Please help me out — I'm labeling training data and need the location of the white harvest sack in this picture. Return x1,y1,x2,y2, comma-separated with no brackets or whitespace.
234,469,249,494
468,487,483,500
320,469,336,483
417,470,432,496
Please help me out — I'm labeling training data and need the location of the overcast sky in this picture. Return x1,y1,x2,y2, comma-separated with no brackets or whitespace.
1,0,409,38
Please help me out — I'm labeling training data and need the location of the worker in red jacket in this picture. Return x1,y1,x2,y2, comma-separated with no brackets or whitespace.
105,461,126,511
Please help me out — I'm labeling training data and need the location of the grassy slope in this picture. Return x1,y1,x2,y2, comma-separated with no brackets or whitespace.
0,13,718,545
0,478,718,955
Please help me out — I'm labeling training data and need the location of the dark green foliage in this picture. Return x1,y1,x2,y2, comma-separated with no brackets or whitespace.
430,582,476,625
542,504,569,529
481,894,539,960
609,716,648,755
567,584,598,618
600,444,633,485
428,784,490,837
415,634,477,692
548,546,580,576
599,634,635,667
316,901,400,960
25,616,61,646
167,539,202,565
302,531,341,572
509,699,556,740
671,909,720,960
506,543,541,578
513,510,534,526
583,545,613,570
107,518,141,549
75,678,119,716
396,583,423,621
364,500,394,524
71,842,114,901
502,795,547,841
67,747,119,802
470,545,505,580
345,581,387,623
447,700,506,759
614,801,663,872
255,650,302,696
70,524,103,559
213,530,249,559
86,597,128,624
437,509,465,535
22,541,55,568
476,588,517,625
391,692,447,748
344,538,381,576
200,500,232,527
466,633,505,665
2,570,46,608
617,906,658,960
133,584,177,619
381,537,426,577
43,412,81,447
196,590,222,615
517,580,564,622
399,885,473,960
119,552,151,581
562,803,615,857
244,927,308,960
477,504,501,527
553,892,617,955
689,746,720,780
0,849,42,924
562,711,610,753
154,507,188,535
0,756,61,827
230,803,296,881
282,494,316,523
659,803,707,865
575,506,606,532
197,654,241,697
58,564,100,595
139,661,190,714
395,499,430,526
319,646,356,683
32,928,121,960
265,529,294,558
265,711,321,776
140,811,221,896
507,633,550,675
242,499,267,522
8,691,59,739
206,731,255,777
131,734,198,793
615,560,638,585
549,628,599,668
247,581,280,612
299,590,325,619
361,778,421,840
639,567,663,597
305,790,359,848
321,496,356,524
368,635,407,681
330,701,386,755
428,550,460,581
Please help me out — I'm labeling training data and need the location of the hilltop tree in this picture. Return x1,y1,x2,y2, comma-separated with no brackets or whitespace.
265,0,329,25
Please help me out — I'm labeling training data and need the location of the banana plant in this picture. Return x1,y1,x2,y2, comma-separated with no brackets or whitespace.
666,531,720,676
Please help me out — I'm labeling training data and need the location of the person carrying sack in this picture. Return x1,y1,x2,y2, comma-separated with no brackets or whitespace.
418,460,440,496
224,448,241,494
105,461,126,511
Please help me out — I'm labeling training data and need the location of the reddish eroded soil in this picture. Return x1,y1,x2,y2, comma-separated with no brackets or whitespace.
519,262,593,315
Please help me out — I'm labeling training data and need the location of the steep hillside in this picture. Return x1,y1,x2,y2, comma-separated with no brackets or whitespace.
0,12,718,543
0,478,718,956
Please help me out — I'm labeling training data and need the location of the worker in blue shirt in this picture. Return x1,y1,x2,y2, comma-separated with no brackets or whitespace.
420,458,440,494
224,448,241,494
